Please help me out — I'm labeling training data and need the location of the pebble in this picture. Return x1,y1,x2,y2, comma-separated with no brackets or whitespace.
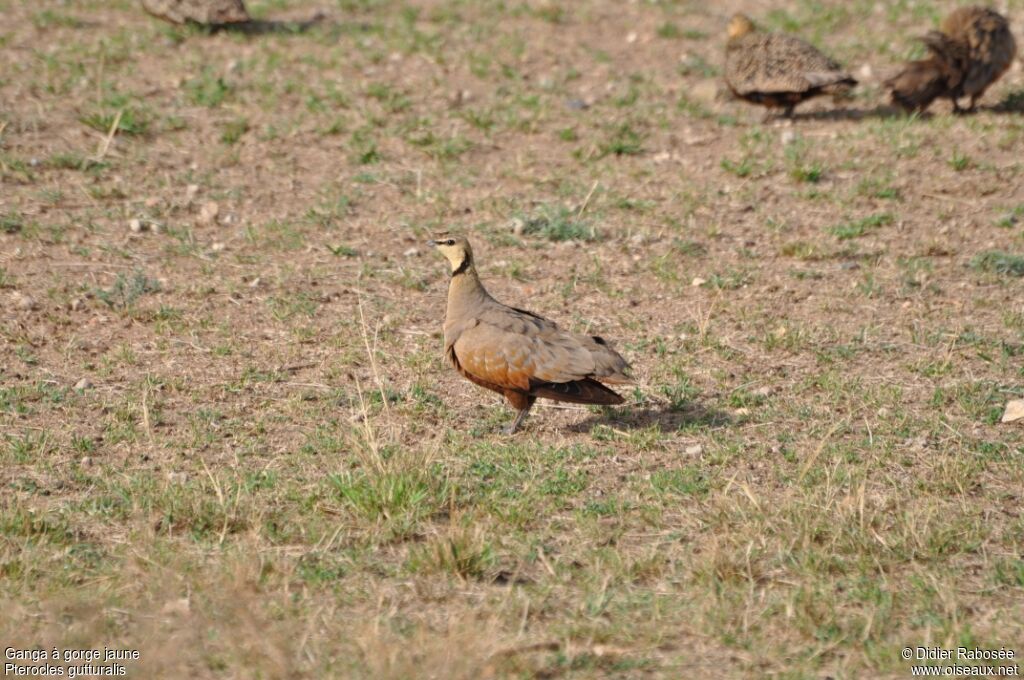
80,456,92,467
185,184,200,203
403,246,420,257
167,471,189,484
12,292,37,310
691,277,706,287
74,378,93,390
1002,399,1024,423
684,444,703,456
198,201,220,225
129,218,144,233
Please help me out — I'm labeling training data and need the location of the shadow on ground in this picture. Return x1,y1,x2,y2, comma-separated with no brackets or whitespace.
569,401,732,434
208,12,327,35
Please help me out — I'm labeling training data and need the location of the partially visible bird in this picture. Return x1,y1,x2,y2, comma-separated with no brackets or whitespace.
724,13,857,119
141,0,250,26
886,6,1016,113
428,235,632,434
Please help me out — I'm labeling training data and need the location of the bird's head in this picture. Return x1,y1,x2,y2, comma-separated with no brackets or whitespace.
727,13,755,39
427,234,474,275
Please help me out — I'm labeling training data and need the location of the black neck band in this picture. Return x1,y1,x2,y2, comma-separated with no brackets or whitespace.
452,256,471,277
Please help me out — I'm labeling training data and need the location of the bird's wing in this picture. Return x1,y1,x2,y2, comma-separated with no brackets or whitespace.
728,33,850,94
452,308,601,389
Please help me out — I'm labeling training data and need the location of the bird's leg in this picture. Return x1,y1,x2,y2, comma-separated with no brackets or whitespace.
967,95,979,113
503,393,535,435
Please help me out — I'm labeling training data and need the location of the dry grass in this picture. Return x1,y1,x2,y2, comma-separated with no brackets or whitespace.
2,0,1024,677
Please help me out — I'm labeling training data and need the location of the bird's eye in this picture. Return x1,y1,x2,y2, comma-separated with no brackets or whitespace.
446,239,455,245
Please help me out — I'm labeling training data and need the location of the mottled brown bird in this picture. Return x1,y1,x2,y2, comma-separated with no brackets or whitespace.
429,235,632,433
887,6,1016,113
724,13,857,119
141,0,249,25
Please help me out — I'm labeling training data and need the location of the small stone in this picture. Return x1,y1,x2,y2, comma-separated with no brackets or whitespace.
74,378,93,390
80,456,92,467
129,218,144,233
1002,399,1024,423
509,217,526,235
198,201,220,225
625,31,637,44
858,63,873,80
691,277,706,287
210,242,226,253
753,386,773,398
144,196,162,209
403,246,420,257
684,444,703,456
733,407,750,417
780,129,797,145
185,184,199,203
566,98,589,111
161,598,191,616
69,298,84,312
167,471,189,484
12,292,37,310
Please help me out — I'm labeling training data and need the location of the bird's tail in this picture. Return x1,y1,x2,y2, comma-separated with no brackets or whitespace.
530,378,625,406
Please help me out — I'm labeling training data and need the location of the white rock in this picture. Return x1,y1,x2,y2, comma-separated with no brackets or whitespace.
1002,399,1024,423
691,277,706,287
780,129,797,145
684,444,703,456
80,456,92,467
167,471,189,484
858,63,873,80
198,201,219,225
129,218,144,233
185,184,199,203
74,378,92,390
12,292,37,310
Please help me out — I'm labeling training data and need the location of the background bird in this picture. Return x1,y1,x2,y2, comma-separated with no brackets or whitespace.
886,6,1016,113
429,235,632,434
141,0,250,26
724,12,857,119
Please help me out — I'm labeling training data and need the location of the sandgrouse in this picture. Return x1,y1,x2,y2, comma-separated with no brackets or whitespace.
428,235,632,434
886,6,1016,113
724,13,857,119
141,0,250,25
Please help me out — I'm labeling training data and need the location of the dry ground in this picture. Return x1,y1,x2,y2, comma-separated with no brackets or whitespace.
2,0,1024,677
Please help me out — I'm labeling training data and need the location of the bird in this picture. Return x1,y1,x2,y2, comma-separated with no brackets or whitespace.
141,0,250,26
428,235,632,434
886,6,1016,114
724,13,857,120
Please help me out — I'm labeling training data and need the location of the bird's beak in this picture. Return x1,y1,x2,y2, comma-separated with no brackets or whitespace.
426,239,438,248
